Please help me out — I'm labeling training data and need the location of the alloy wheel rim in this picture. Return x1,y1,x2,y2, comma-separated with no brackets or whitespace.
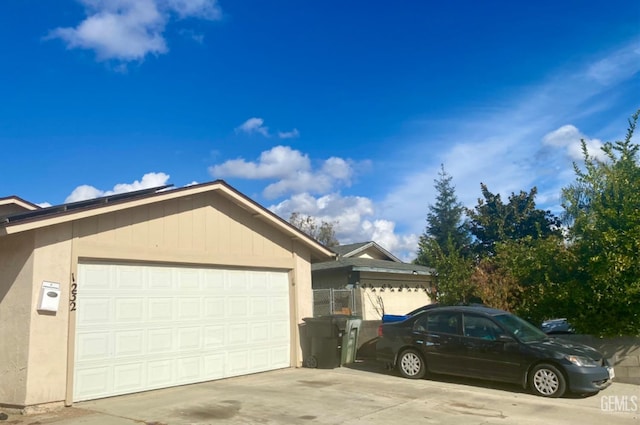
401,353,421,376
533,368,559,395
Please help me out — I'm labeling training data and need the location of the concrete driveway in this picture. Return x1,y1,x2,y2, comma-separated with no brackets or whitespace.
4,362,639,424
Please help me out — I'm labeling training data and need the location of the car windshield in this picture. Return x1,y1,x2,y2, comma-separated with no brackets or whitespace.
494,313,548,343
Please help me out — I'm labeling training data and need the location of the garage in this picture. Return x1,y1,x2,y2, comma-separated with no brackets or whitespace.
74,263,291,401
0,181,334,410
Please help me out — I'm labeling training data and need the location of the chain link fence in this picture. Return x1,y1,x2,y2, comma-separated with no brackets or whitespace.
312,288,360,316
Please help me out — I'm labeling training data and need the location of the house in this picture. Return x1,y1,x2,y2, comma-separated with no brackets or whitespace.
0,181,334,410
311,241,434,320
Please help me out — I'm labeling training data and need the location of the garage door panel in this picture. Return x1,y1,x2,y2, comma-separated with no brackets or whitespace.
148,298,173,321
148,268,172,289
74,264,291,401
113,363,144,391
228,297,248,316
78,298,111,324
204,325,225,347
114,298,145,322
116,266,144,289
177,269,199,289
76,332,111,362
203,297,225,318
177,298,200,320
147,360,172,386
178,327,202,351
203,354,225,378
148,328,173,353
177,356,201,382
75,367,111,399
114,330,145,357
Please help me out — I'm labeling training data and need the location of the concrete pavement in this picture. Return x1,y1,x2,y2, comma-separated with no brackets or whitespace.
3,362,639,424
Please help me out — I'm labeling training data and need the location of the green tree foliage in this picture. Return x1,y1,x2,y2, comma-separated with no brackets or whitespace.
467,184,562,257
493,236,577,325
415,165,471,267
560,109,640,336
428,237,475,305
415,166,474,304
289,212,339,247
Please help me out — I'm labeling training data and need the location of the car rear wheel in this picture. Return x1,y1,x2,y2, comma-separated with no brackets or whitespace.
397,349,426,379
529,363,566,397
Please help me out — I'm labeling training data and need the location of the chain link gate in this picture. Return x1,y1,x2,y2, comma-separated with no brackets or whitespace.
312,288,359,316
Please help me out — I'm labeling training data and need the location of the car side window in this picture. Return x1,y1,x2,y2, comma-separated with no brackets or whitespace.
463,314,502,341
423,312,461,335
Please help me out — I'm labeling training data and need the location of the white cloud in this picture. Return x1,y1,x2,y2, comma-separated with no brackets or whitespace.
210,145,309,179
542,125,606,162
586,42,640,86
235,117,270,137
49,0,220,62
209,146,355,199
65,172,170,202
278,128,300,139
269,192,418,261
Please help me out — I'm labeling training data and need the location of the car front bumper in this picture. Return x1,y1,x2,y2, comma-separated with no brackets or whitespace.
565,364,614,394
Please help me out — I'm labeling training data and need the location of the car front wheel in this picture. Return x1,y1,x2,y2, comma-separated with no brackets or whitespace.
529,363,566,397
397,349,426,379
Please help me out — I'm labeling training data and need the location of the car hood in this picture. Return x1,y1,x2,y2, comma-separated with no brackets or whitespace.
528,337,602,361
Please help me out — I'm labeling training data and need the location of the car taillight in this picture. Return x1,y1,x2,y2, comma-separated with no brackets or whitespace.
377,325,384,337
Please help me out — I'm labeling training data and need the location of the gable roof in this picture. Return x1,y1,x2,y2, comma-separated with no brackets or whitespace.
312,256,433,276
332,241,402,262
0,180,335,262
0,196,41,217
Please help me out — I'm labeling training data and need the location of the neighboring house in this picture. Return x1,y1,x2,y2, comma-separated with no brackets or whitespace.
0,181,334,410
311,241,434,320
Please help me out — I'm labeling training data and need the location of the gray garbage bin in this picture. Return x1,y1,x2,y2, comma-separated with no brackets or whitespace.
303,315,362,368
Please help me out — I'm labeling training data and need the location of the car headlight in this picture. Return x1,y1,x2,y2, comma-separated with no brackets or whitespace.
565,355,598,367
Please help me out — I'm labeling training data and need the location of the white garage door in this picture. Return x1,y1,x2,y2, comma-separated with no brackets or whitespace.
73,263,291,402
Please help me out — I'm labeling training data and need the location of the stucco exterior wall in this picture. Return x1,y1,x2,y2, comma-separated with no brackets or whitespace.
0,233,35,407
359,272,432,320
24,224,73,406
1,190,318,408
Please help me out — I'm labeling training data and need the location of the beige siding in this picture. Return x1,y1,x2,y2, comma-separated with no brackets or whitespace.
74,193,295,268
0,233,35,406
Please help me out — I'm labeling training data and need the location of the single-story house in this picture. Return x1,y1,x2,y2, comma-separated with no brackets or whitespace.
0,181,334,410
311,241,434,320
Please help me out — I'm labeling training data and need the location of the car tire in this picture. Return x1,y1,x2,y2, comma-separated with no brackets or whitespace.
529,363,566,397
397,349,426,379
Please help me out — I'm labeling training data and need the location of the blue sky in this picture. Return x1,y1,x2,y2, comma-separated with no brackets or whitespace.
2,0,639,260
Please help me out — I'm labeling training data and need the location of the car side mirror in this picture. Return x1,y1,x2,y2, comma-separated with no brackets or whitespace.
496,334,515,343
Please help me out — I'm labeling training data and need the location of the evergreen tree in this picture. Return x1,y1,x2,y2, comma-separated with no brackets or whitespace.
415,165,470,267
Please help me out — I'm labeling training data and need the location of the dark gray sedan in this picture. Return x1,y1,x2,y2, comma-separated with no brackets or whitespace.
376,305,614,397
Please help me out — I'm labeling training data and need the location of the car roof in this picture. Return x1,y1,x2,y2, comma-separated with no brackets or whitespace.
414,305,508,316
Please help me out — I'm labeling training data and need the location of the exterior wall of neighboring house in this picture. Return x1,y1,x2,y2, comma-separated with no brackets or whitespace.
0,232,35,407
359,272,432,320
0,187,326,409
